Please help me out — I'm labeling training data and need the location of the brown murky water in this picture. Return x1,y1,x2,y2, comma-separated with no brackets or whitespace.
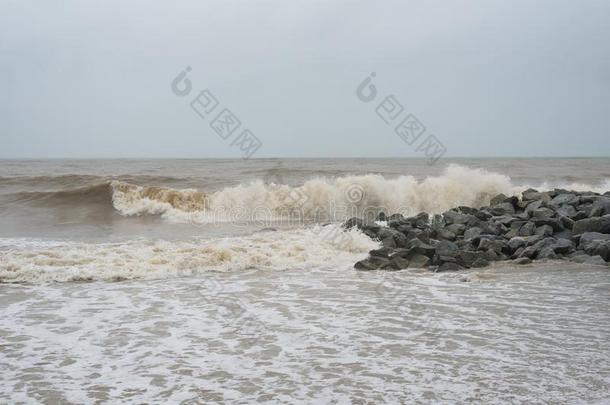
1,158,609,403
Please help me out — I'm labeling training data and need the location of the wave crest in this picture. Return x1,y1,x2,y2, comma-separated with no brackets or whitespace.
108,165,521,223
5,165,609,225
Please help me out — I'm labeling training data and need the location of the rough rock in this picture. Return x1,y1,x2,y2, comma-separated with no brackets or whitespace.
407,254,431,268
490,193,508,206
531,208,555,219
571,254,607,266
572,215,610,235
590,198,610,217
446,223,466,235
583,240,610,261
550,194,579,207
463,227,482,241
437,262,462,272
490,202,515,216
535,225,554,237
578,232,610,250
406,239,436,258
389,256,410,270
531,217,564,232
556,204,578,218
369,247,393,257
519,222,536,236
355,256,390,270
348,188,610,272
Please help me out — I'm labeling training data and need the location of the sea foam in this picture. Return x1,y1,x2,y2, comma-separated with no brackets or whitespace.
0,225,379,283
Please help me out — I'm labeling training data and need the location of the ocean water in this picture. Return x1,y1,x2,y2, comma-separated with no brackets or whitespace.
1,158,610,403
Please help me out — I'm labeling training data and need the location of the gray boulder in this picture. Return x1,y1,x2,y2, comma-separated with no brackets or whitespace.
443,210,475,225
471,257,490,267
538,247,559,260
532,217,564,232
378,228,410,248
389,256,410,270
524,234,545,246
446,223,466,235
478,237,507,254
369,247,393,257
483,248,502,261
551,239,575,254
578,232,610,250
490,202,515,216
551,193,579,207
571,210,589,221
490,193,508,206
389,248,410,259
437,262,463,272
387,213,406,222
579,194,601,204
522,189,551,203
513,257,532,265
388,217,410,228
435,240,459,256
572,215,610,235
355,256,390,270
519,238,557,259
396,224,413,235
525,200,545,216
475,210,493,221
492,215,518,226
403,228,430,243
505,221,526,239
380,236,396,249
508,237,527,252
407,254,431,268
577,203,594,217
590,198,610,217
559,215,575,230
519,222,536,236
393,232,409,248
554,229,573,240
455,250,486,267
584,240,610,261
531,208,555,219
571,254,607,266
535,225,554,237
556,204,578,218
406,239,436,257
436,229,457,241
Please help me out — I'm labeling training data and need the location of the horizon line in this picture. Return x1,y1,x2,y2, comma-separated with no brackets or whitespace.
1,156,609,160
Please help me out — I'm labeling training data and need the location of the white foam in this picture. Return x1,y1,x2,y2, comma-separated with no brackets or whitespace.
0,225,379,283
108,164,610,225
109,164,550,224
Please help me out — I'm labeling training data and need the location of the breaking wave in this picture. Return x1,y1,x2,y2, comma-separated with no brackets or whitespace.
4,165,610,225
108,164,610,223
0,225,378,283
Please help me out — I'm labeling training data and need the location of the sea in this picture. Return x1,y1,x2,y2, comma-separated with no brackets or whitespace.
1,158,609,404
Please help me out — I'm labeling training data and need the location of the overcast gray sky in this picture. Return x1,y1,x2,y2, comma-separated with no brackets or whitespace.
1,0,609,158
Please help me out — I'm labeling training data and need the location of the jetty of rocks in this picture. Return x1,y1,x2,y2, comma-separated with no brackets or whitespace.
344,189,610,271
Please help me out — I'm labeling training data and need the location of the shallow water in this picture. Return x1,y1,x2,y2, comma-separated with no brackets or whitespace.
2,263,609,403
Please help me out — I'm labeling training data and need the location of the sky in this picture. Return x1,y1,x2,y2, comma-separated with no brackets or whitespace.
1,0,609,158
